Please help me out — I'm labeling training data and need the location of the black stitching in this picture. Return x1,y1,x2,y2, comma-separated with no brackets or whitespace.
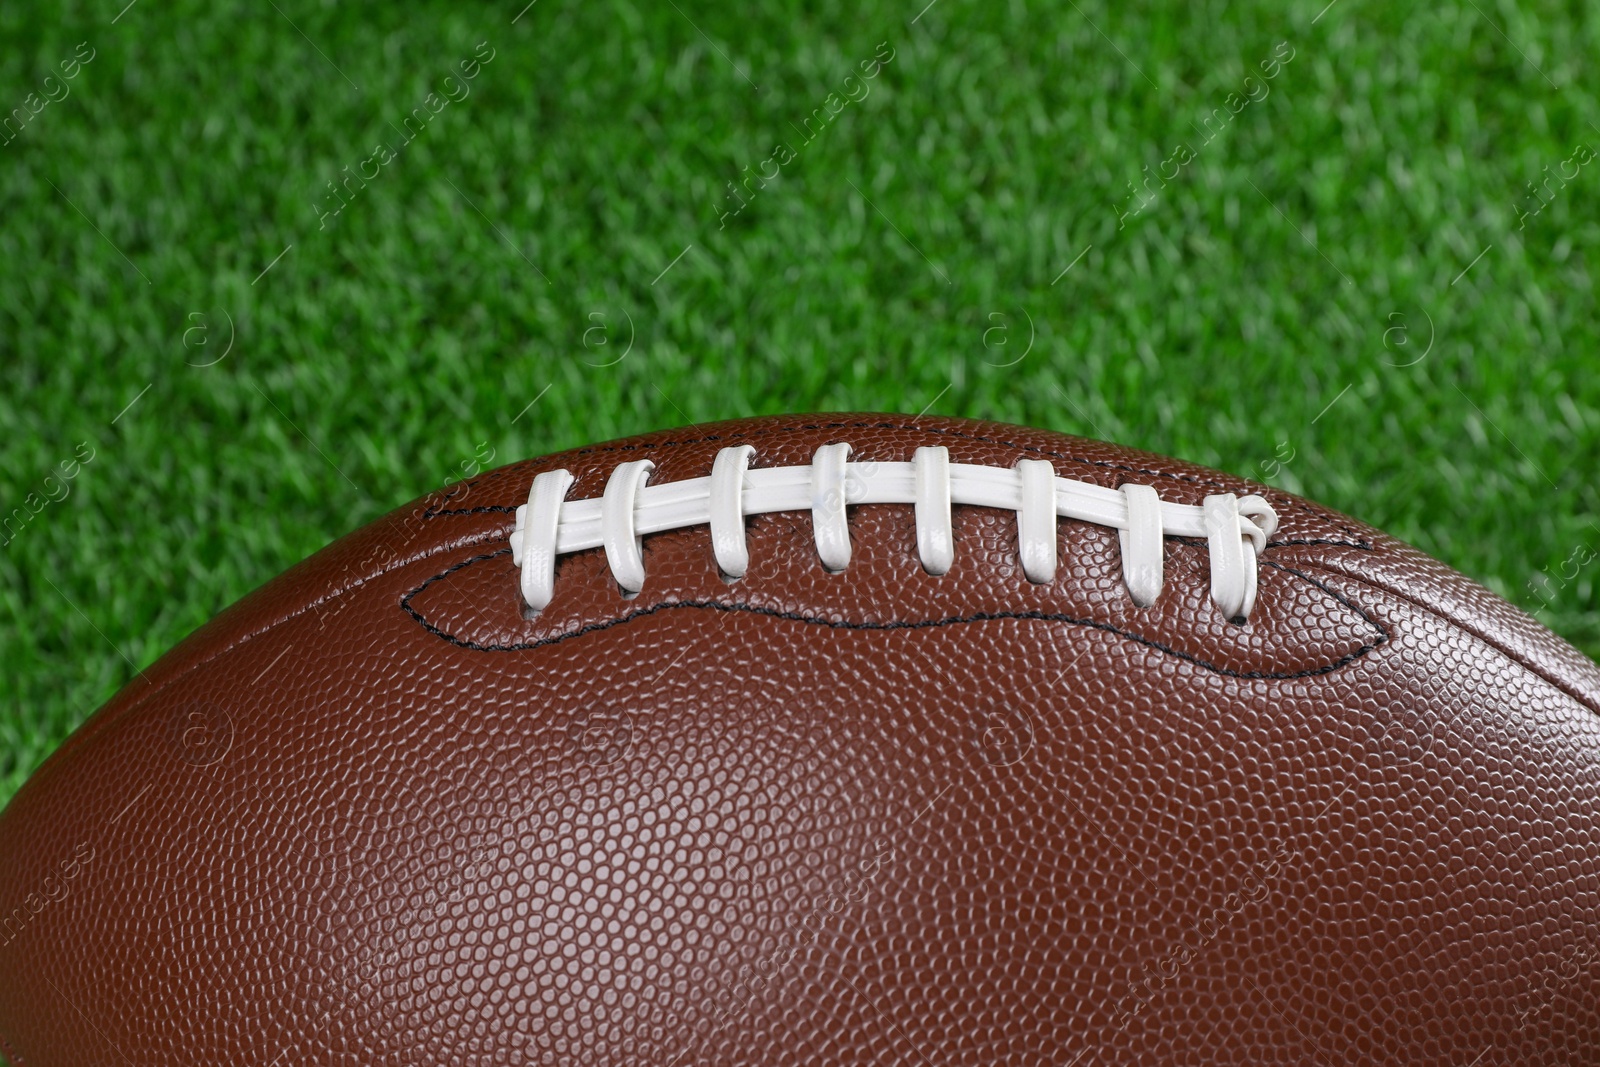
400,549,1387,679
434,477,477,506
1267,537,1376,549
0,1029,23,1064
423,502,517,517
1170,535,1374,551
420,417,1368,541
1260,558,1389,641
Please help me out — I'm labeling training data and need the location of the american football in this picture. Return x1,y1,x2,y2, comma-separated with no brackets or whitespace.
1,413,1598,1065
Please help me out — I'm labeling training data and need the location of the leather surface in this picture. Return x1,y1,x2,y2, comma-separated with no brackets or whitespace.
1,413,1598,1066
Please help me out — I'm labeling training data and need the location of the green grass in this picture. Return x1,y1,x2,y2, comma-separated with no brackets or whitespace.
2,0,1599,833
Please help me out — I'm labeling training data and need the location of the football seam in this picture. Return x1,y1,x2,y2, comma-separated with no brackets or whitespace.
26,500,1579,801
389,525,1596,710
1312,567,1600,715
398,548,1390,680
424,418,1366,541
51,523,1584,788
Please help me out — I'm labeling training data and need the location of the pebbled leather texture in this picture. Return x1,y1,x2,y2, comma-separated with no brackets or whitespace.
1,413,1598,1066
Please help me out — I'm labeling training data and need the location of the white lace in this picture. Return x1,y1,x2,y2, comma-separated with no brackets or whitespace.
511,444,1279,621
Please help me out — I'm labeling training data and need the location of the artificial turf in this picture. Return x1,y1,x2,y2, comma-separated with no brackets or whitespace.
1,0,1598,839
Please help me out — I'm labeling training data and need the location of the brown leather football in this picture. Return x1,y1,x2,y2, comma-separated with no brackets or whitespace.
2,413,1598,1066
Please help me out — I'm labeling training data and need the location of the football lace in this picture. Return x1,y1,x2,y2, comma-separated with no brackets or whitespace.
511,444,1279,622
